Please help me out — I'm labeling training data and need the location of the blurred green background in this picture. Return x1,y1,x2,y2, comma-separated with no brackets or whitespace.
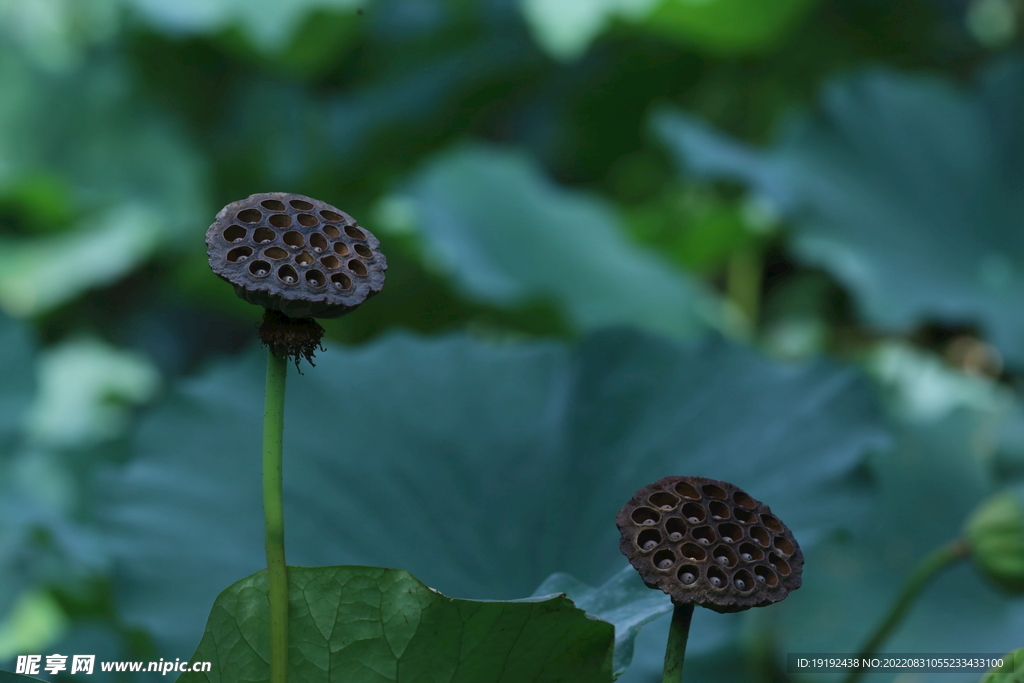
2,0,1024,680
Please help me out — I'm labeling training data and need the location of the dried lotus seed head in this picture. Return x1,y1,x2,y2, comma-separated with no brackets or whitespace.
616,475,803,613
206,192,388,368
206,192,386,320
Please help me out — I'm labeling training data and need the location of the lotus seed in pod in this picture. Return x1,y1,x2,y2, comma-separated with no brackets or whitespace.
616,475,803,614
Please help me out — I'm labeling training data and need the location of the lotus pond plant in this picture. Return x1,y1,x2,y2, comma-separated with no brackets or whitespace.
73,193,1017,683
206,192,388,683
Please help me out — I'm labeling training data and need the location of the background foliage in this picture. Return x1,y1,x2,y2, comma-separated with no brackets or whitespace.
1,0,1024,681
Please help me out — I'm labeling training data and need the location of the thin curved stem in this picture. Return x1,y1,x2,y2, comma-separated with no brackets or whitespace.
263,350,289,683
662,602,695,683
842,538,969,683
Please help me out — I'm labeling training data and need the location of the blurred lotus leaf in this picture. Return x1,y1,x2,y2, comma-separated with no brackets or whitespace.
25,337,160,449
520,0,818,60
96,328,883,665
655,59,1024,364
639,0,819,54
122,0,367,49
0,670,48,683
401,145,719,339
0,50,207,315
519,0,660,60
0,313,35,445
774,409,1024,661
0,312,38,616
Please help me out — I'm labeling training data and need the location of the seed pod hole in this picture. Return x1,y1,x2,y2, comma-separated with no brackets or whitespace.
733,491,757,510
632,507,660,525
733,569,754,592
237,208,262,223
227,246,253,262
733,508,756,524
249,260,271,277
774,536,795,556
261,199,286,211
297,213,318,227
349,260,368,276
334,242,350,256
665,518,686,538
692,526,715,545
637,529,661,551
354,244,373,258
707,566,727,588
738,543,764,562
323,224,341,238
321,255,340,269
283,231,305,248
278,265,298,284
750,526,771,547
649,492,679,509
296,251,315,266
709,501,730,519
680,543,706,562
678,566,699,585
345,225,366,240
653,550,675,570
331,272,352,289
263,247,288,260
321,210,344,222
223,225,246,242
712,546,738,568
269,214,292,228
718,523,741,543
768,553,791,576
675,482,700,499
754,565,778,586
310,234,328,252
289,199,314,211
681,502,705,522
305,270,325,288
761,514,784,533
702,484,727,499
254,227,276,243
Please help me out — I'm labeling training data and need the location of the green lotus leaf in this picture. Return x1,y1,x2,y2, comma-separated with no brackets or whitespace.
97,329,884,670
178,565,613,683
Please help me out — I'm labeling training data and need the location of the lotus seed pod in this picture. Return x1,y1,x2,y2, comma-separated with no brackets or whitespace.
966,487,1024,594
206,192,387,319
616,475,803,614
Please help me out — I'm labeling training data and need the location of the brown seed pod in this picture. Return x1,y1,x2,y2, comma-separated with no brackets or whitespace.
616,475,802,613
206,192,387,319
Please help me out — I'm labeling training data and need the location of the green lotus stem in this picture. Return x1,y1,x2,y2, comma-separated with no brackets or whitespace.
263,349,289,683
662,602,694,683
727,244,762,333
843,538,970,683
